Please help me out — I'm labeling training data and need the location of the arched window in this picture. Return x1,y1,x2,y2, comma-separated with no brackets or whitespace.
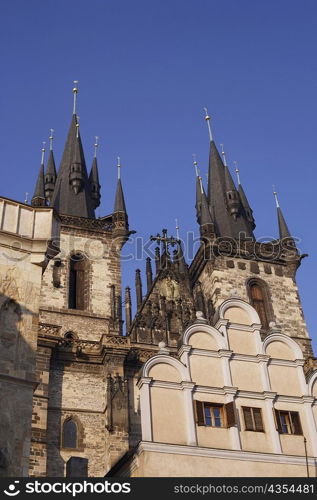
68,253,88,310
62,418,78,449
248,280,270,329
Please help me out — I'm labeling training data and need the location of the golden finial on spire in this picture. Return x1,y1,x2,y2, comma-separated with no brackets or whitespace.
49,129,54,151
273,185,280,208
41,141,46,165
72,80,79,115
203,107,213,141
117,156,121,179
233,161,241,185
175,218,180,240
24,192,29,204
94,136,99,158
220,143,227,166
192,153,200,177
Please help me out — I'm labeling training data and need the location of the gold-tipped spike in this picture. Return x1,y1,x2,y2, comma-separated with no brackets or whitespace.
273,185,280,208
49,129,54,151
192,153,200,177
24,192,29,204
233,161,241,185
220,143,227,166
41,142,46,165
94,136,99,158
72,80,79,115
203,107,213,141
175,218,180,240
117,156,121,179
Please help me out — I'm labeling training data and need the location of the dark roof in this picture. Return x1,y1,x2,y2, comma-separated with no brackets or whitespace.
114,178,126,213
195,176,202,223
32,164,45,201
207,140,254,239
45,150,57,178
277,206,291,239
50,114,95,219
89,157,100,186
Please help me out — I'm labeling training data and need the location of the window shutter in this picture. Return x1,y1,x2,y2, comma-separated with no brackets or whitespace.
253,408,264,432
76,269,85,310
225,401,236,427
195,401,205,426
291,412,303,435
242,407,254,430
274,409,282,433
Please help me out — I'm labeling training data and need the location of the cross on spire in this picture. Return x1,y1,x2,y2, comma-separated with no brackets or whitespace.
150,229,178,254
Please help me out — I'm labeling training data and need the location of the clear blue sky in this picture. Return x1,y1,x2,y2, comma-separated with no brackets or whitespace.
0,0,316,349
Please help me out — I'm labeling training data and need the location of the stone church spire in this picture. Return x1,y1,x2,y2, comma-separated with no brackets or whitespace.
273,189,292,240
44,130,57,204
204,110,255,239
89,137,101,209
50,85,96,219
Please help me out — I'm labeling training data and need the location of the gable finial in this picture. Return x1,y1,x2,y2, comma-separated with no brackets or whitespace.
117,156,121,179
49,129,54,151
72,80,79,115
273,185,280,208
233,161,241,185
220,143,227,166
175,218,180,240
203,107,213,141
41,142,46,165
192,153,200,177
94,136,99,158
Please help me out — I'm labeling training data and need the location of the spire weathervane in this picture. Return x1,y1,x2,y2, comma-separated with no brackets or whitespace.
233,161,241,185
203,107,213,142
73,80,79,115
273,185,280,208
117,156,121,179
94,136,99,158
175,218,180,240
41,142,46,165
192,154,200,177
220,143,227,166
49,129,54,151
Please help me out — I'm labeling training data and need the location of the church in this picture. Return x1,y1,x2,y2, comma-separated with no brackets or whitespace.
0,85,316,478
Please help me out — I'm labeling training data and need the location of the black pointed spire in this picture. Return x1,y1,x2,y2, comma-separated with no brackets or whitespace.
207,140,254,239
114,157,127,213
234,163,255,230
146,257,153,292
274,191,292,239
32,144,46,207
199,178,214,238
135,269,143,310
89,157,101,209
45,133,57,204
50,85,96,219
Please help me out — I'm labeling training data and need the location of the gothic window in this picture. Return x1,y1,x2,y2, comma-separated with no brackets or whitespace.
247,279,270,330
62,418,78,449
68,253,88,310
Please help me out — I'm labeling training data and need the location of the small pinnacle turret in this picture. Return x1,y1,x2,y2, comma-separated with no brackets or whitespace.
44,130,57,204
31,144,46,207
273,190,292,240
89,138,101,210
113,157,129,237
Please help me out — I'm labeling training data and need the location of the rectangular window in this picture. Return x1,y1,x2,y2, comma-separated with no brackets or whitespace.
275,410,302,435
242,406,264,432
195,401,236,428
